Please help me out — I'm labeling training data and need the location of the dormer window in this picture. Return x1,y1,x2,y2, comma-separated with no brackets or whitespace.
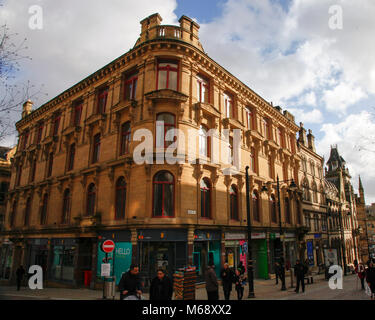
157,60,178,90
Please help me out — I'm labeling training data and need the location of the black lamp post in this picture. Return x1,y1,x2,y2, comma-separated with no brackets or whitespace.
338,206,348,276
245,166,255,298
261,175,297,291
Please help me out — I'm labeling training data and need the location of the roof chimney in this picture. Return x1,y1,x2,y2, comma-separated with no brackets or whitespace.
298,122,307,146
307,129,316,152
22,100,33,118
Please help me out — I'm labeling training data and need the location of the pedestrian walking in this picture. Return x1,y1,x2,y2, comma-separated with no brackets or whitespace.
149,269,173,301
205,264,219,300
234,269,246,300
294,259,307,293
365,260,375,300
16,265,25,291
355,263,366,290
220,263,234,300
118,264,143,300
238,261,245,275
274,262,281,285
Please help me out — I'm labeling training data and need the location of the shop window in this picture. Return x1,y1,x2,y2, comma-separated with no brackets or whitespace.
270,195,277,223
156,113,176,148
24,197,32,226
252,190,260,222
200,178,211,219
115,177,127,220
61,189,71,224
67,143,75,171
40,194,48,225
157,60,178,90
92,133,101,164
124,72,138,100
86,183,96,216
120,122,131,155
197,75,210,103
199,125,210,158
97,87,108,114
152,171,174,217
230,185,239,221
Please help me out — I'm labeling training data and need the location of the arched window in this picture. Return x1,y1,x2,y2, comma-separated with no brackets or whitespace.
199,125,210,158
40,194,48,225
229,185,238,220
200,178,211,219
270,195,277,223
312,183,318,203
120,122,131,155
86,183,96,216
115,177,127,220
252,190,260,222
284,197,291,224
61,189,71,224
24,197,32,226
153,171,174,217
156,113,176,148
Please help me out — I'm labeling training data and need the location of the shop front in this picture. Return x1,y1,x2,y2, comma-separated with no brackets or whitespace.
25,238,49,275
97,230,132,285
193,230,221,282
138,229,187,288
224,232,247,272
284,233,297,271
0,239,14,280
249,233,269,279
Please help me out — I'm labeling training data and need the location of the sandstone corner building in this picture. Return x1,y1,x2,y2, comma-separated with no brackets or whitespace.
0,14,365,289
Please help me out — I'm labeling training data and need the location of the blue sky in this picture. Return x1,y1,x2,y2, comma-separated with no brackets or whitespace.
1,0,375,203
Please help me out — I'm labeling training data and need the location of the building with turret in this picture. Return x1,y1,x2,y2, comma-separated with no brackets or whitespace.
325,145,360,268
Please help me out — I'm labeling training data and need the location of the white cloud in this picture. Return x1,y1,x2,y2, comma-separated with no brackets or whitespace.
322,82,366,113
288,108,323,124
316,111,375,204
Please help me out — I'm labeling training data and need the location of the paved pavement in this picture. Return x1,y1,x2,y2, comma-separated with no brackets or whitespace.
0,273,370,300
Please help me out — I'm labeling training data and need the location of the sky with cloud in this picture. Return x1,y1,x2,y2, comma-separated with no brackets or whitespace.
1,0,374,203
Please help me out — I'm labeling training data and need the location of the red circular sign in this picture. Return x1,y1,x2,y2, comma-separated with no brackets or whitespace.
101,240,115,253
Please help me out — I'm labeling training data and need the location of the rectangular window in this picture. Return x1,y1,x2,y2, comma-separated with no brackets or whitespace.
92,134,101,164
22,131,29,150
290,135,296,153
47,153,54,177
224,93,234,118
263,118,270,140
53,114,61,136
124,72,138,100
30,159,37,182
120,123,131,155
157,61,178,91
68,144,75,171
97,87,108,114
16,165,22,186
36,123,43,144
278,127,284,147
73,102,83,126
245,107,253,130
197,75,210,103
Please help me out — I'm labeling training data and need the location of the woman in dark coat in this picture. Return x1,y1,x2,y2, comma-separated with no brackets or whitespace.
365,260,375,300
149,269,173,301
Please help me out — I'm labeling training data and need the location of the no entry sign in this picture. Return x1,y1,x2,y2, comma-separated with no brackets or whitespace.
101,240,115,253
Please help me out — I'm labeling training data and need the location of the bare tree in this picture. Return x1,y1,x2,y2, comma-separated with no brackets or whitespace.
0,23,46,144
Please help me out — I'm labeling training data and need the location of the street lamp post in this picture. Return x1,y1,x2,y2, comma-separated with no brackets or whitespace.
245,166,255,298
339,206,348,276
261,175,297,291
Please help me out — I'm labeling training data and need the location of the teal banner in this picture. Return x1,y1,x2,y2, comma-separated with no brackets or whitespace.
97,242,132,285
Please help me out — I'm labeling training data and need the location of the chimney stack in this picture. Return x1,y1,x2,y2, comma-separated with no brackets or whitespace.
298,122,307,146
22,100,33,118
307,129,316,152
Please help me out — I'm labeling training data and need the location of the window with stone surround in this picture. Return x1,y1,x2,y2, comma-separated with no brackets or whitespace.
120,122,131,156
92,133,101,164
61,189,71,224
199,125,210,158
96,87,108,114
252,190,260,222
230,185,239,221
115,177,127,220
52,113,61,136
200,178,211,219
270,195,277,223
67,143,75,171
40,194,48,225
124,71,138,101
157,60,178,91
47,152,54,177
86,183,96,216
152,171,174,217
197,74,210,103
224,92,234,119
245,107,255,130
36,122,44,144
73,101,83,126
24,197,32,226
156,113,176,149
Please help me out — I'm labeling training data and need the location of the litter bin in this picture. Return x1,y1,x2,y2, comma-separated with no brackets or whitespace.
103,276,116,300
83,270,92,287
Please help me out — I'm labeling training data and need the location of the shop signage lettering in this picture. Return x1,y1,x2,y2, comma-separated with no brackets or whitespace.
187,210,196,215
116,247,131,256
224,233,246,240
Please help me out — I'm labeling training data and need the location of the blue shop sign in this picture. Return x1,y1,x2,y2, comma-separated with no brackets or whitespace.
307,241,314,266
314,233,322,239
